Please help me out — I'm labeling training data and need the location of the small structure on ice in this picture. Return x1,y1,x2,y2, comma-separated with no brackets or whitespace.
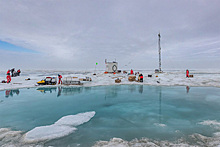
105,59,118,73
155,33,163,73
62,77,82,85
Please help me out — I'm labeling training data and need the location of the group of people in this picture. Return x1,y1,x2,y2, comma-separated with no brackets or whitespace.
11,68,21,77
5,68,21,83
130,69,144,82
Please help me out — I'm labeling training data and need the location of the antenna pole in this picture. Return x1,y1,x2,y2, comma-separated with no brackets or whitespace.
158,33,161,72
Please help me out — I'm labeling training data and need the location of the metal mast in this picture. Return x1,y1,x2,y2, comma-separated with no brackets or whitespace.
158,33,162,72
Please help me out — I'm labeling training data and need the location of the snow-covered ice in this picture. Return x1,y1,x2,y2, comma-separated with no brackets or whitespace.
93,120,220,147
24,125,76,143
55,111,95,126
0,111,95,146
0,69,220,90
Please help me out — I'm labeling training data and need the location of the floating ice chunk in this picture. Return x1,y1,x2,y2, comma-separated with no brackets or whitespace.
199,120,220,129
55,111,96,126
23,111,95,143
24,125,76,142
154,123,166,127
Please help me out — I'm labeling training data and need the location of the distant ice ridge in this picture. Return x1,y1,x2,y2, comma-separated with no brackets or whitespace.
0,111,95,146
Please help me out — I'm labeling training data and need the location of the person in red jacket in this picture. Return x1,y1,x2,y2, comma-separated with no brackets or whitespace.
140,73,143,82
58,74,62,84
130,69,134,75
7,69,10,75
6,69,11,83
17,69,21,76
186,69,189,78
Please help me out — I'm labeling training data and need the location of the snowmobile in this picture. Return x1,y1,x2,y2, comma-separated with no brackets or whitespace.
37,77,57,85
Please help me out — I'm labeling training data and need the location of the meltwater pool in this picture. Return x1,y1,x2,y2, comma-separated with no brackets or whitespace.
0,85,220,146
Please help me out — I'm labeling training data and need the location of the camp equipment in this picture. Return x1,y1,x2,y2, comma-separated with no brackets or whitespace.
128,76,136,82
79,77,92,81
62,77,82,85
115,78,121,83
105,59,118,73
37,77,57,85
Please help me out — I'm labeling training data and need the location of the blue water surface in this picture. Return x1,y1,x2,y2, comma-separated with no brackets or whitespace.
0,85,220,146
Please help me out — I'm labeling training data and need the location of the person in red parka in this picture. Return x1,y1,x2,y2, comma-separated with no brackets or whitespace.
7,69,10,75
130,69,134,75
6,69,11,83
17,69,21,76
186,69,189,78
58,74,62,84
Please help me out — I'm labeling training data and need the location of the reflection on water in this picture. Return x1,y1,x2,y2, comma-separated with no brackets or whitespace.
1,85,220,147
34,85,145,98
128,85,136,93
62,87,83,96
139,85,143,94
158,87,162,124
57,87,62,97
5,89,20,98
186,86,190,93
37,87,57,93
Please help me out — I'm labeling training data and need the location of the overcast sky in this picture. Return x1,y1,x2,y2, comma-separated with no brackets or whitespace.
0,0,220,70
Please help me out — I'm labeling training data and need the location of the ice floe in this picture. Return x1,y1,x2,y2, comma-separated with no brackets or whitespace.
24,125,77,143
0,111,95,146
55,111,96,126
0,69,220,91
24,111,95,143
199,120,220,130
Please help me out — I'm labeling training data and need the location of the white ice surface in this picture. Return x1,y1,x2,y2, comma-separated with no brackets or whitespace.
93,120,220,147
2,118,220,146
55,111,96,126
0,111,95,146
24,125,76,143
199,120,220,130
0,69,220,91
24,111,95,143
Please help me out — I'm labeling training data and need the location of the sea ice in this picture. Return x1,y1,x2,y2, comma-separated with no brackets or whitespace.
199,120,220,130
55,111,96,126
0,69,220,91
24,125,76,142
23,111,95,143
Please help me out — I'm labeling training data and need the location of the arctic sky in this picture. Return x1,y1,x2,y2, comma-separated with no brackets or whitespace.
0,0,220,70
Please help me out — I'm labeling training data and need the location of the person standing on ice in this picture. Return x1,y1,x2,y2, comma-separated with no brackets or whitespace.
11,68,15,77
58,74,62,84
186,69,189,78
139,73,143,82
6,69,11,83
130,69,134,75
17,69,21,76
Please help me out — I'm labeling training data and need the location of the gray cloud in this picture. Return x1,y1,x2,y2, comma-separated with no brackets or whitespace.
0,0,220,70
